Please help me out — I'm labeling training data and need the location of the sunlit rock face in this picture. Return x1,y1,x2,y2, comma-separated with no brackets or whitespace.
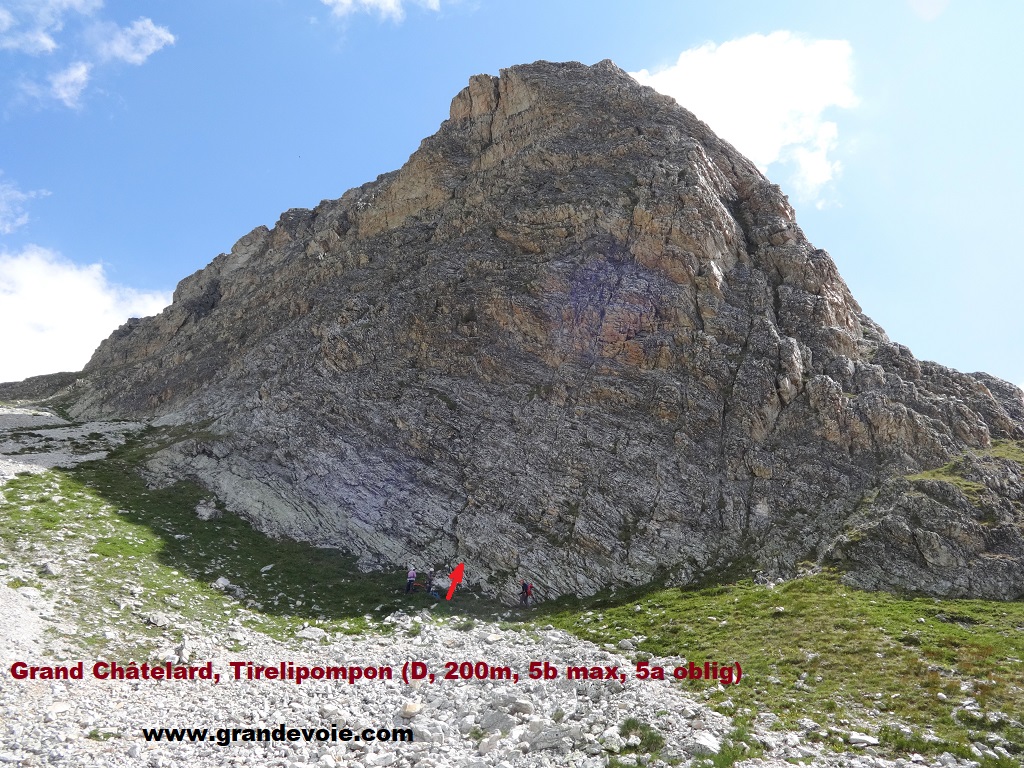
36,60,1024,599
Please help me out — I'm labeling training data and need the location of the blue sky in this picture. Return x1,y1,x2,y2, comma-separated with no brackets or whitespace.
1,0,1022,392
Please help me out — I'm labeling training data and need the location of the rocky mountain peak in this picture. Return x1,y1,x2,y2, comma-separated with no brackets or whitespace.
8,60,1024,601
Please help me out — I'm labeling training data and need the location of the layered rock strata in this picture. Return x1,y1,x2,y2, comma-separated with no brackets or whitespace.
9,60,1023,600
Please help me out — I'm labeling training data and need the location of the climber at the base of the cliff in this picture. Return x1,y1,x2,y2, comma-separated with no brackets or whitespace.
405,565,417,594
520,579,533,606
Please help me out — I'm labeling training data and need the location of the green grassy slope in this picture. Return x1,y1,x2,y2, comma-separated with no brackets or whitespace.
1,427,1021,765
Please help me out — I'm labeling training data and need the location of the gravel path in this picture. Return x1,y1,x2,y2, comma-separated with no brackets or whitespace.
0,585,45,668
0,601,922,768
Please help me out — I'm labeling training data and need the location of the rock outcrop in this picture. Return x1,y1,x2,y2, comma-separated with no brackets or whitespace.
9,60,1024,600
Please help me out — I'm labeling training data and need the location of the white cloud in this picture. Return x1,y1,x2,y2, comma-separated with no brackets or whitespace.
2,3,173,108
0,245,170,382
0,0,102,54
0,25,59,54
321,0,440,21
95,17,174,65
48,60,90,108
0,174,49,235
630,31,858,203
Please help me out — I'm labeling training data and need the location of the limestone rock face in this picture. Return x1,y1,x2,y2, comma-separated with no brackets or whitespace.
20,60,1024,599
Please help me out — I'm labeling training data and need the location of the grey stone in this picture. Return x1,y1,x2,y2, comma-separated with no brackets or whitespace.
509,699,534,716
599,727,623,753
684,731,721,756
195,499,221,521
848,731,880,746
529,730,570,752
295,626,327,641
479,711,515,734
477,732,501,755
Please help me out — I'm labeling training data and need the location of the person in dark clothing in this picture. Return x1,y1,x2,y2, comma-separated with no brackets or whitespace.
520,580,529,606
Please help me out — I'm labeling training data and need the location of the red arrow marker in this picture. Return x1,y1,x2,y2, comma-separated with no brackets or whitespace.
446,562,464,601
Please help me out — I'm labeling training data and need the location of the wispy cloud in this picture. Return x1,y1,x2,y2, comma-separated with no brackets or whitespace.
0,174,50,235
2,2,173,109
94,17,174,65
0,245,170,382
320,0,440,22
0,0,102,55
47,60,90,107
631,31,858,205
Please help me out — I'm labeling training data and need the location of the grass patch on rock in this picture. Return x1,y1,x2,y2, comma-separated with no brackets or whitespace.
904,439,1024,505
619,715,666,755
986,439,1024,465
905,461,986,501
